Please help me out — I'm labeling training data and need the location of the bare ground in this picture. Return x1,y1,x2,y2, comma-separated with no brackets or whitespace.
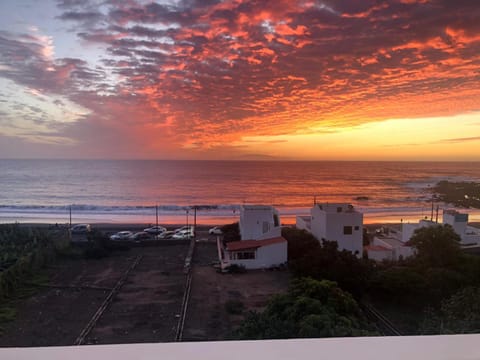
182,241,290,341
0,226,291,347
0,244,189,347
85,245,188,345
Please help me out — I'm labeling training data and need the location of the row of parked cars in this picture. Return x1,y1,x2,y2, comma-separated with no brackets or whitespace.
70,223,223,242
108,225,221,242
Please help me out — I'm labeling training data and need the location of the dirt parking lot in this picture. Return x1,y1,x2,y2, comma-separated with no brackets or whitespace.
0,226,291,346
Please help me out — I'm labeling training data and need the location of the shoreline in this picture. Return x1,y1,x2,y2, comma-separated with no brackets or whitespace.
2,206,480,226
11,221,480,231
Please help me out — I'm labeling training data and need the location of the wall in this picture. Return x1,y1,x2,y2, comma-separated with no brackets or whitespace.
367,249,393,262
240,206,280,240
228,241,287,269
296,216,311,232
311,205,363,256
393,246,415,260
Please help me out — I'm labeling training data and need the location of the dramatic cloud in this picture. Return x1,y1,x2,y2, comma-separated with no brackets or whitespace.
0,0,479,158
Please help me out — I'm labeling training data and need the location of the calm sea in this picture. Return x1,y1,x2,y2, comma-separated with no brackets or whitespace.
1,160,479,225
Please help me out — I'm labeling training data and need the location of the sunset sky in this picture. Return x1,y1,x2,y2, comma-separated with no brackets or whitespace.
0,0,479,160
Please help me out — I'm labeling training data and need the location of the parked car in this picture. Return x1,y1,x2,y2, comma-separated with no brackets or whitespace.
144,225,167,234
174,226,194,233
70,224,91,234
172,230,195,239
209,226,223,235
156,231,176,240
110,231,134,241
129,231,151,242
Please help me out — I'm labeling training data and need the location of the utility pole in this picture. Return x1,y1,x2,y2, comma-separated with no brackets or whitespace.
156,204,158,229
194,206,197,238
186,208,189,228
431,198,434,221
69,205,72,241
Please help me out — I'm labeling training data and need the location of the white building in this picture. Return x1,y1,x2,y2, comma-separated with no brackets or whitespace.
297,203,363,256
365,234,415,262
443,209,480,245
400,210,480,246
239,205,281,240
401,219,437,243
218,205,287,270
219,236,288,270
364,245,393,262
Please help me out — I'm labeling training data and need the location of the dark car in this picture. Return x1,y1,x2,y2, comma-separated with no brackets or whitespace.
70,224,91,234
129,231,151,242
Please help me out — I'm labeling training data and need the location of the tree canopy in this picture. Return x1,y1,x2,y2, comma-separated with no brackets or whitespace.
235,278,376,339
282,227,373,297
408,224,462,268
421,286,480,334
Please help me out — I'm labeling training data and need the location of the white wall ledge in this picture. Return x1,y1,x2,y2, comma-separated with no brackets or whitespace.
1,335,479,360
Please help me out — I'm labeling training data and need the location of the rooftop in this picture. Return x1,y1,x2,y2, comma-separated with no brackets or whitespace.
226,236,287,251
365,245,391,252
315,203,361,214
241,205,275,211
374,236,405,248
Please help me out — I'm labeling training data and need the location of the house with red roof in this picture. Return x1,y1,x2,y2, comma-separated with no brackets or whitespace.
218,205,288,270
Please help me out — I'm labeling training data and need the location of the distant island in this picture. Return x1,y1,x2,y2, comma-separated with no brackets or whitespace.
354,196,370,201
432,180,480,208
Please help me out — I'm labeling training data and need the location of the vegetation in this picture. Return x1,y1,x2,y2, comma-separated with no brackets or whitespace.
224,264,246,273
283,227,373,297
84,229,112,258
221,222,240,243
366,224,480,335
408,224,462,268
421,287,480,334
235,278,377,339
433,180,480,208
274,224,480,336
0,224,62,300
0,224,66,332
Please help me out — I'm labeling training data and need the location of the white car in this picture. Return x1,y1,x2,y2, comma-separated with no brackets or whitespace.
209,226,223,235
70,224,91,234
172,230,195,239
156,231,176,240
110,231,134,241
174,226,194,233
144,226,167,234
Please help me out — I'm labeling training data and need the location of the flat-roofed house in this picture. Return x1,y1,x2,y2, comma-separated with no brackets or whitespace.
443,209,480,245
365,234,415,262
401,219,437,243
400,210,480,246
297,203,363,256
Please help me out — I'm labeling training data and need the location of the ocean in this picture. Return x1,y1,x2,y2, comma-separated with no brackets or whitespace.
1,159,479,225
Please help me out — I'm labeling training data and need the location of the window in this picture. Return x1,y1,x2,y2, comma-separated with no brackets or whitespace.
273,214,279,227
354,226,359,230
343,226,353,235
262,221,270,233
337,207,343,213
234,251,255,260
